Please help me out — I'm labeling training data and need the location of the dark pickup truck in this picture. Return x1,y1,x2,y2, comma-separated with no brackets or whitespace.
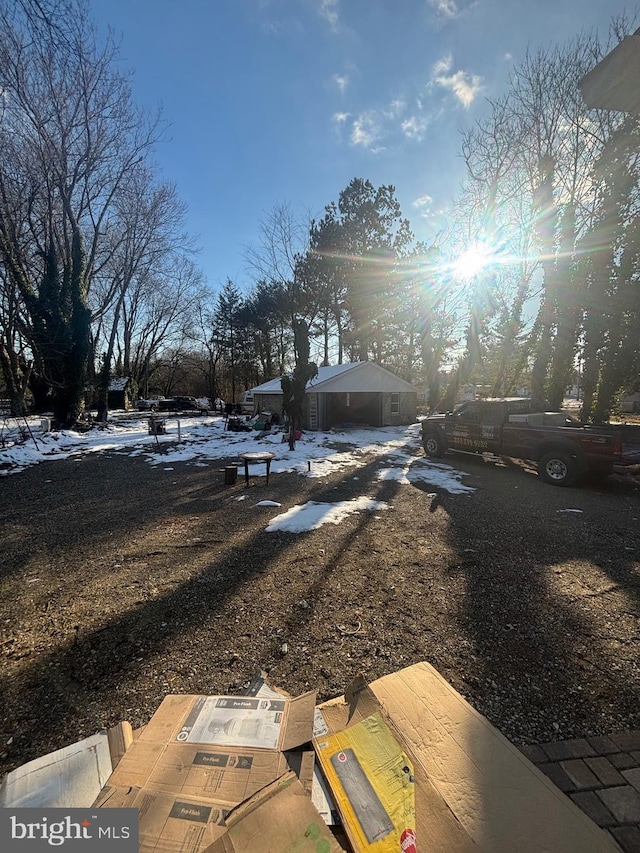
421,398,640,486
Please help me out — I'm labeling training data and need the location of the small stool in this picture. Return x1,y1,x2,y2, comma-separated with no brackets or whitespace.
239,452,276,485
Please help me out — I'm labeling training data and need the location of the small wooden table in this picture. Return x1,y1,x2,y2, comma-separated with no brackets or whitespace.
239,451,276,485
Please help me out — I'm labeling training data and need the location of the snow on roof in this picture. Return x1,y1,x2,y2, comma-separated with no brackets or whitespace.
251,362,418,395
108,377,130,391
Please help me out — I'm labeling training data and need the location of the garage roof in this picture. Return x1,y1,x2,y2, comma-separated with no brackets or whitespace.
579,31,640,113
251,362,418,395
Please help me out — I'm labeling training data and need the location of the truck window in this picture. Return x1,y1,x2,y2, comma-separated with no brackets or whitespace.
455,404,482,424
483,405,506,426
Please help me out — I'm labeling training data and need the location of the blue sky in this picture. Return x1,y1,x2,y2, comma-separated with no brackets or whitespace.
87,0,635,294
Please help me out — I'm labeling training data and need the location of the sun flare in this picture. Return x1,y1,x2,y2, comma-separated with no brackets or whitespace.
450,243,495,280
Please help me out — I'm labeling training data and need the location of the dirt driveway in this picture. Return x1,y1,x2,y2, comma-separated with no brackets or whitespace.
1,440,639,775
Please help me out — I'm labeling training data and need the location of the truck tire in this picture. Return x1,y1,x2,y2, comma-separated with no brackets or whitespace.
538,451,577,487
423,431,445,458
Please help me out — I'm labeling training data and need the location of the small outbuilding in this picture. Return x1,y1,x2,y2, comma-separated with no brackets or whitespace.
107,377,134,411
251,362,418,431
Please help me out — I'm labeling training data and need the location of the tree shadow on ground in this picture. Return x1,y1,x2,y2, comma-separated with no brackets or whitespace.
0,451,405,769
405,452,640,746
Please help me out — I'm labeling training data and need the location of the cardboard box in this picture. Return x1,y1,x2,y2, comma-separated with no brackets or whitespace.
202,771,345,853
0,722,133,808
105,691,315,808
314,711,415,852
95,784,229,853
316,663,618,853
6,663,620,852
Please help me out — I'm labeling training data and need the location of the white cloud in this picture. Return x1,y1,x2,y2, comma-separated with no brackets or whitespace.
431,54,483,108
413,194,435,218
401,115,429,140
386,99,407,118
427,0,461,19
427,0,478,21
332,111,350,123
333,73,348,94
413,194,434,209
432,54,453,76
441,70,483,107
319,0,339,30
351,112,380,148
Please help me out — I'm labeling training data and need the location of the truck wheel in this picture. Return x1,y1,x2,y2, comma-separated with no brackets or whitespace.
423,432,445,458
538,452,576,486
149,404,157,412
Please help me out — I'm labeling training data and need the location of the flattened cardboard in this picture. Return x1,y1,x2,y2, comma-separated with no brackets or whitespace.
96,784,228,853
0,722,133,809
107,740,289,804
317,663,619,853
202,771,344,853
105,691,314,809
133,691,315,752
280,691,317,751
108,721,135,768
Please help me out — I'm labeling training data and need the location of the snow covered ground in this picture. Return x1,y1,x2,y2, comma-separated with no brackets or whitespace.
0,412,475,503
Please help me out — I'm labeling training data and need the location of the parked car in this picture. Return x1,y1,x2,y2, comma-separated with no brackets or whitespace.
158,396,210,413
137,397,166,411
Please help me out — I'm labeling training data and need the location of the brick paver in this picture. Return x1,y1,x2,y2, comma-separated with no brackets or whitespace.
612,734,640,753
611,753,640,771
588,736,622,755
610,826,640,853
540,737,598,761
520,730,640,853
569,791,617,827
597,786,640,824
623,769,640,794
560,758,601,790
536,761,575,792
586,757,628,787
519,743,547,764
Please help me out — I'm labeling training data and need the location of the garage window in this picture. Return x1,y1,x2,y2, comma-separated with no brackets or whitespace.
391,392,400,415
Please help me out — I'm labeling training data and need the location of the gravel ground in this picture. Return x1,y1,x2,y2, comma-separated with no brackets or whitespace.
1,440,640,778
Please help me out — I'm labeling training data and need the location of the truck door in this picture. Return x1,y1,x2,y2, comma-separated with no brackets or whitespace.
448,403,489,452
478,403,506,455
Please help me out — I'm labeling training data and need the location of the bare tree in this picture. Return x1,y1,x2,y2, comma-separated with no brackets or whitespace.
90,170,193,420
452,25,639,416
244,202,313,321
119,255,204,396
0,0,162,424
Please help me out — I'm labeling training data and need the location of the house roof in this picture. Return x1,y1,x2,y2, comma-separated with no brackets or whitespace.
251,362,418,395
108,377,130,391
